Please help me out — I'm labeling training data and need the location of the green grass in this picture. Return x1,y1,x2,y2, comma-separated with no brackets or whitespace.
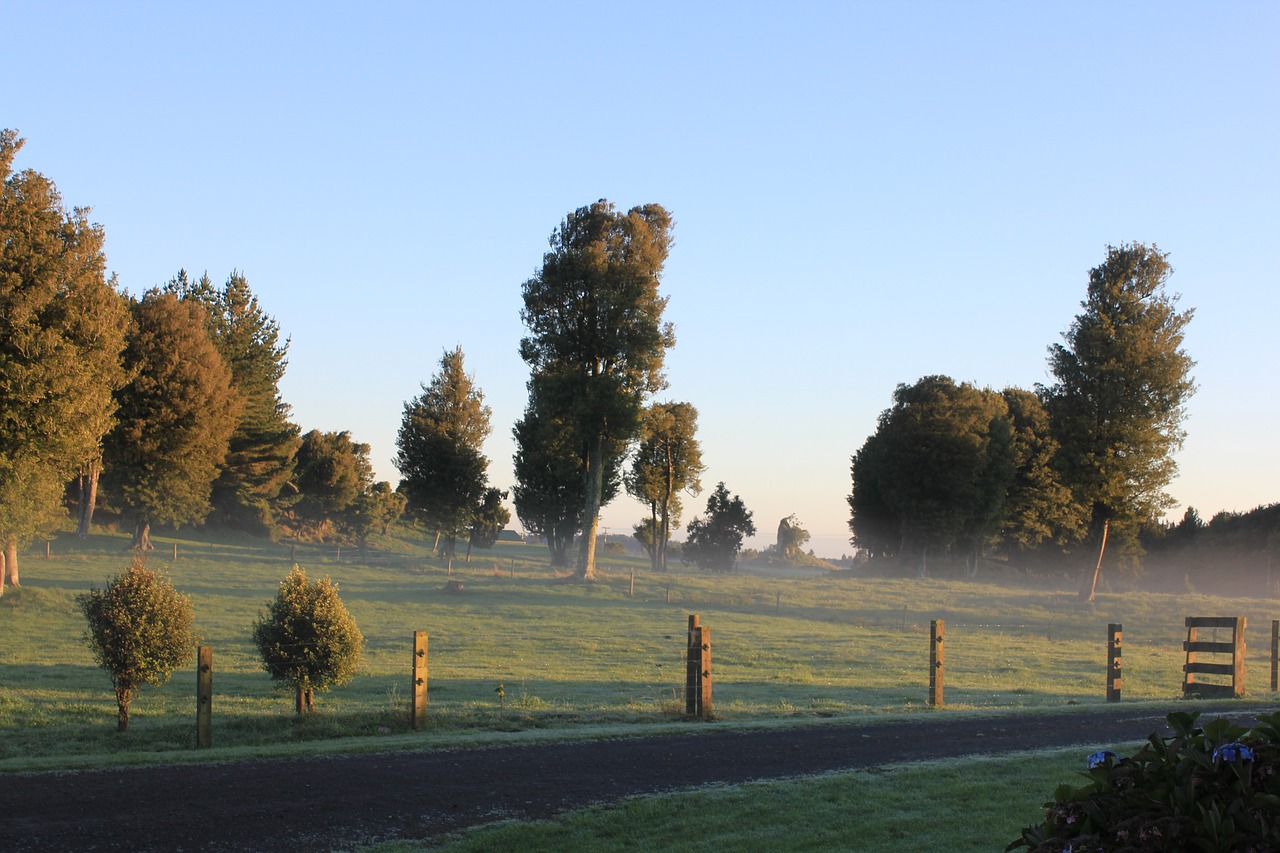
3,525,1278,773
356,746,1124,852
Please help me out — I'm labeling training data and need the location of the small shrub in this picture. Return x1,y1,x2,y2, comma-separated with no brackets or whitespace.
252,565,364,713
1008,710,1280,852
78,556,196,732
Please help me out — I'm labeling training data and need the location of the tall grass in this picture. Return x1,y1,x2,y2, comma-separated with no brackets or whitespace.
2,525,1276,771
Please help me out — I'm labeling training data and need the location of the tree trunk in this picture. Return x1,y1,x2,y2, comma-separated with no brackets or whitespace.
132,521,153,552
650,505,662,573
295,684,314,714
3,538,18,588
0,549,5,597
115,685,133,732
576,437,605,581
77,462,100,538
1082,518,1109,603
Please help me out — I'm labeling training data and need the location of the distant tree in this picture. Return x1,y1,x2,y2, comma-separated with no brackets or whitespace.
996,388,1086,558
847,376,1014,576
683,482,756,573
625,402,704,572
775,515,811,559
1043,243,1196,600
252,565,363,714
292,430,373,537
0,129,130,592
847,429,901,559
167,270,301,536
519,200,676,580
633,517,660,565
396,347,493,565
511,377,626,568
466,487,511,559
78,557,196,731
101,290,240,551
342,481,407,548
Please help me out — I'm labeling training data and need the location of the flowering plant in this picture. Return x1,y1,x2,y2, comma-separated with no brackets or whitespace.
1007,711,1280,852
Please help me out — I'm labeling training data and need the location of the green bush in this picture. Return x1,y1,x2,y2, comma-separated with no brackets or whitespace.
78,556,197,732
1008,711,1280,852
252,565,364,713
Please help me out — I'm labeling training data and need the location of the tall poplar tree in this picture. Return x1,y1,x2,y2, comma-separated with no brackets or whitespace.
519,200,676,580
396,347,493,564
101,291,240,550
1043,243,1195,598
0,129,129,591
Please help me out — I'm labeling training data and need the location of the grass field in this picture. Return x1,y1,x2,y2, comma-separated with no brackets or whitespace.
361,746,1115,853
3,524,1277,776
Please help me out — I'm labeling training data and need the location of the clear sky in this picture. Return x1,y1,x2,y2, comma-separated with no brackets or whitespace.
6,2,1277,557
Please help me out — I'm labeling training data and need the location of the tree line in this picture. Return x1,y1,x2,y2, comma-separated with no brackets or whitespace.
848,242,1199,594
1,134,755,594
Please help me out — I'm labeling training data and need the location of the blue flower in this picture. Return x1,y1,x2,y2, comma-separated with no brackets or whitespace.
1087,750,1119,769
1213,742,1255,763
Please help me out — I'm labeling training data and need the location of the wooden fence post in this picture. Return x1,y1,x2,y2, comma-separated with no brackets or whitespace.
685,615,700,716
1107,623,1122,702
1272,620,1278,692
411,631,428,731
698,625,712,719
928,619,945,706
196,645,212,748
173,542,178,561
45,541,51,559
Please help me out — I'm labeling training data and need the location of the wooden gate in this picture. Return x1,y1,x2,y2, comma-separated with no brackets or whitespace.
1183,616,1246,697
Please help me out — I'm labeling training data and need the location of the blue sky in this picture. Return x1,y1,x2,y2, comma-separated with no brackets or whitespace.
6,2,1277,557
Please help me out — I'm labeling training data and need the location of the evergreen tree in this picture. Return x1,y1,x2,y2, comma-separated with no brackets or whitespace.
252,565,363,714
101,291,240,550
78,557,196,731
396,347,493,564
0,129,129,590
519,200,676,580
167,270,300,535
683,482,756,573
1043,243,1196,598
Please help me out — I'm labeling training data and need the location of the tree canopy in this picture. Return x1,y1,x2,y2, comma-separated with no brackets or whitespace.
0,129,130,590
102,290,241,550
292,429,373,537
519,200,675,580
78,557,196,731
166,270,300,535
252,565,363,714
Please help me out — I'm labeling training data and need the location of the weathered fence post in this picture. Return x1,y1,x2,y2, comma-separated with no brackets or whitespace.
698,625,712,719
45,540,51,559
1107,623,1123,702
173,542,179,561
685,615,700,716
1272,620,1278,692
928,619,945,706
629,567,635,597
196,645,213,748
411,631,428,730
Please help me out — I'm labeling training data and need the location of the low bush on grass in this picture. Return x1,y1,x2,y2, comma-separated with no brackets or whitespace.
1008,710,1280,852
